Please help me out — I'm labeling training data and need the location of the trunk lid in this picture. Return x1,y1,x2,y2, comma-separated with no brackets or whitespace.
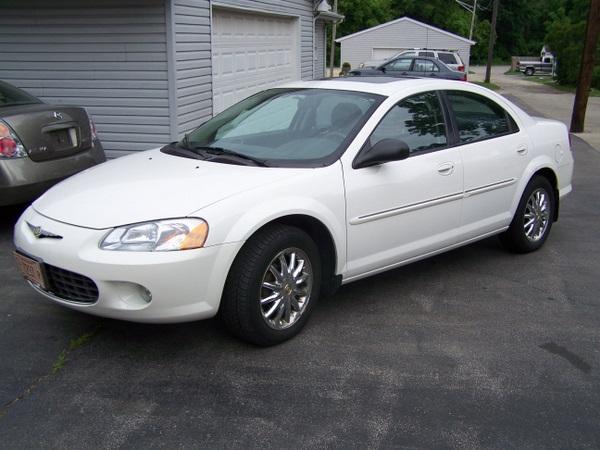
1,104,92,162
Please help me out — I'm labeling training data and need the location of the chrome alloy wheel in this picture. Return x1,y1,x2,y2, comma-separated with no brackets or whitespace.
259,248,313,330
524,188,551,242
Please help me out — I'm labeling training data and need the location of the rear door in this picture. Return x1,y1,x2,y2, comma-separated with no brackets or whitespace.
443,90,529,238
411,59,441,78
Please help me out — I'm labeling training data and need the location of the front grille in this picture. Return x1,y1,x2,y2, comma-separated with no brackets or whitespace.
44,264,99,304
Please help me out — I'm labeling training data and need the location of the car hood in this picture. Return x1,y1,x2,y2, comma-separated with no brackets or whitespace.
33,148,302,229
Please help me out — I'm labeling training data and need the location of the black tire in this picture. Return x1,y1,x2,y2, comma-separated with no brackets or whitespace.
524,67,535,76
220,224,321,346
500,175,555,253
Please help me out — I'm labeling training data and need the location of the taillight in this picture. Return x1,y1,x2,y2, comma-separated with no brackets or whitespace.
0,121,27,159
458,65,465,72
85,109,98,141
462,73,468,81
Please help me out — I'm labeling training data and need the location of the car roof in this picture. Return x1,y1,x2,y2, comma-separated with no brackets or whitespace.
279,77,468,96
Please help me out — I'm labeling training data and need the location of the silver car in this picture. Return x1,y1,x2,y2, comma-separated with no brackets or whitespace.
0,80,105,206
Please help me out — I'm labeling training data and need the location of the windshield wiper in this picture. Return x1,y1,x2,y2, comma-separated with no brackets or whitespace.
192,146,268,167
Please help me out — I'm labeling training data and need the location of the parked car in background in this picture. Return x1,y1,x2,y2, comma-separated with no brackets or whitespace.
360,48,465,72
350,56,467,81
517,54,555,76
14,77,573,346
0,80,105,206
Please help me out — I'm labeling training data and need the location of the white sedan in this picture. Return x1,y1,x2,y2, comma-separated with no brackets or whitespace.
13,78,574,345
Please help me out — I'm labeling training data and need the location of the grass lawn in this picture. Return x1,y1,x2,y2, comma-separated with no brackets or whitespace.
503,69,600,97
472,81,501,91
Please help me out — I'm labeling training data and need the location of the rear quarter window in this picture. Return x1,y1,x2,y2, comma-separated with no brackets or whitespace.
438,53,458,65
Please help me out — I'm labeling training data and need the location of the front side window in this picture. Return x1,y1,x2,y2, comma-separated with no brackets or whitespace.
369,91,448,155
385,59,412,71
180,88,383,167
446,91,513,143
413,59,439,72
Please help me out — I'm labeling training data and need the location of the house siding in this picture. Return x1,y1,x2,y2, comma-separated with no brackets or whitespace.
339,20,472,72
0,0,170,156
172,0,321,138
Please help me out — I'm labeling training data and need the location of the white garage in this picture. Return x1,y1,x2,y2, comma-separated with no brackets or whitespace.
336,17,475,72
211,8,300,114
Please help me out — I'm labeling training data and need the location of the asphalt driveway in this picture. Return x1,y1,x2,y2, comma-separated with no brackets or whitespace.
1,138,600,447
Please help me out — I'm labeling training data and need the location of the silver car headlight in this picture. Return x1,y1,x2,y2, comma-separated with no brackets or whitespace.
100,218,208,251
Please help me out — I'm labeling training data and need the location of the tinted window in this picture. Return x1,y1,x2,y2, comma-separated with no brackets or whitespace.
370,91,447,155
0,81,41,107
438,53,457,64
413,59,439,72
446,91,512,143
385,58,412,71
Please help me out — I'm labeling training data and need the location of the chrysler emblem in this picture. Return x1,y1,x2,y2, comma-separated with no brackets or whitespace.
26,222,62,240
53,111,63,120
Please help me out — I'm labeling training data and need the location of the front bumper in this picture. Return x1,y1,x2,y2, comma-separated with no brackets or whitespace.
0,141,105,207
14,206,242,323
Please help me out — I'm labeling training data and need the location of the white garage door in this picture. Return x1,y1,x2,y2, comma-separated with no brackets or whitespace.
372,48,403,60
211,8,300,114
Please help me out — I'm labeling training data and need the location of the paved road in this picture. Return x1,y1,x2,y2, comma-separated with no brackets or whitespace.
1,135,600,446
470,65,600,152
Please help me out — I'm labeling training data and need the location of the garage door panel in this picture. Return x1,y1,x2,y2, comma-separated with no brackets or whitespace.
212,8,300,113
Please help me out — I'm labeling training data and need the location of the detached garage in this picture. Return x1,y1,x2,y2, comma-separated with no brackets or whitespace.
336,17,475,73
0,0,340,156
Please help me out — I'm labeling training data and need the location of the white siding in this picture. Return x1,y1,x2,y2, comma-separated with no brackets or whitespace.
339,19,472,72
0,0,170,157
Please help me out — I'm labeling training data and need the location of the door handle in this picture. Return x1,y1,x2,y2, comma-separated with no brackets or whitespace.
437,162,455,176
517,145,528,155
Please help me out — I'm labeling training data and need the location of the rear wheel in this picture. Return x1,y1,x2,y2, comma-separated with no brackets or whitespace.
524,67,535,76
500,176,555,253
220,224,321,346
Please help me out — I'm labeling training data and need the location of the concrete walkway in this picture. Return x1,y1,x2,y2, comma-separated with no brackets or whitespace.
470,66,600,151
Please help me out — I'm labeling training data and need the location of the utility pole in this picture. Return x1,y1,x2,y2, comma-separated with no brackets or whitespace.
485,0,499,83
469,0,478,41
570,0,600,133
329,0,338,78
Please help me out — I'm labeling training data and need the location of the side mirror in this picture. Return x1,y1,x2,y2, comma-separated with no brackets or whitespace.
379,66,386,73
353,139,410,169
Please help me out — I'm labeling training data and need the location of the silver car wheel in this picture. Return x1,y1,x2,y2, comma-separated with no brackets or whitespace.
259,247,313,330
524,188,551,242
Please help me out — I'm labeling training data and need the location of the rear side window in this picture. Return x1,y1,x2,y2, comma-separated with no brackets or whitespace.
446,91,515,143
413,59,439,72
369,91,448,155
438,53,457,65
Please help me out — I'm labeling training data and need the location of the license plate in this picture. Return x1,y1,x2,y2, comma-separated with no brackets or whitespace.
14,251,47,290
48,128,76,150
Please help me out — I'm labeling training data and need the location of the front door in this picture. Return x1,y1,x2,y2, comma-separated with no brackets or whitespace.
343,91,464,279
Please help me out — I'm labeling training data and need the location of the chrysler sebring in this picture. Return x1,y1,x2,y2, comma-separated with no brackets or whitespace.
14,78,574,345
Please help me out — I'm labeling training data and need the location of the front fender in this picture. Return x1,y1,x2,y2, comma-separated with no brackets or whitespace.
192,162,347,275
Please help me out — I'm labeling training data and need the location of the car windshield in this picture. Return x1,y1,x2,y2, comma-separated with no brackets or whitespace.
179,88,384,167
0,81,41,107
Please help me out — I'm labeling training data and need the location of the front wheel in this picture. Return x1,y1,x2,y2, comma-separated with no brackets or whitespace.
500,176,555,253
220,224,321,346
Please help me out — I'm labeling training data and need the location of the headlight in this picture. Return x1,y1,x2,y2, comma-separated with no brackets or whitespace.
100,218,208,251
